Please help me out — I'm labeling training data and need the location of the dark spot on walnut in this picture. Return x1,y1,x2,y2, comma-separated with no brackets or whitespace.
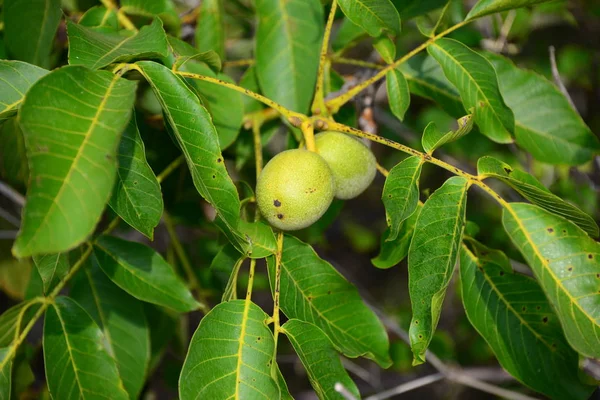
277,214,284,220
274,199,281,207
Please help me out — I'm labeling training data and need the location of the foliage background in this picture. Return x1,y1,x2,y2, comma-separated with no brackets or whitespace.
0,0,599,399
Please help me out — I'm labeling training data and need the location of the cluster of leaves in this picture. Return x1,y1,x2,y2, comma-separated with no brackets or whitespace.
0,0,599,399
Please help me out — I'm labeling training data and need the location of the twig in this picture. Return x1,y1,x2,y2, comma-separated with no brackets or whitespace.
365,373,444,400
491,10,516,53
156,155,185,184
311,0,338,116
0,207,20,227
0,181,25,206
0,230,18,239
334,382,358,400
549,46,577,110
450,372,539,400
341,358,379,388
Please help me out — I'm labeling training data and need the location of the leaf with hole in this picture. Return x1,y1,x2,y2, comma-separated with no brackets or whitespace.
93,235,201,313
179,300,280,400
428,38,514,143
255,0,324,113
3,0,61,68
478,156,598,237
13,67,136,258
503,203,600,359
67,18,169,70
485,53,600,166
71,261,150,399
108,115,163,240
283,319,360,400
338,0,401,37
460,246,595,400
0,60,48,121
43,296,129,400
408,176,469,365
268,235,391,367
382,156,423,242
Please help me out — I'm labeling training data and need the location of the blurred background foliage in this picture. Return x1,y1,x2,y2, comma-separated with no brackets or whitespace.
0,0,599,398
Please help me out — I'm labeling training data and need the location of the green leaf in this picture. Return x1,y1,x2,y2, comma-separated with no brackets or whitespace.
179,300,280,400
421,114,474,154
120,0,180,32
43,296,129,400
283,319,360,400
32,253,69,295
67,18,170,70
400,54,465,118
460,246,595,400
255,0,324,113
428,38,514,143
0,348,12,400
331,18,367,52
502,203,600,360
392,0,448,20
93,235,200,313
71,262,150,400
485,53,600,165
478,156,599,237
0,301,42,347
373,35,396,64
408,176,469,365
239,66,263,113
239,220,277,259
182,62,244,150
268,235,391,367
387,68,410,121
0,118,29,187
0,60,48,121
79,6,118,29
466,0,552,20
108,115,163,239
13,67,137,258
338,0,401,37
195,0,225,59
168,36,222,73
135,61,244,250
463,236,511,272
372,203,421,269
3,0,61,68
382,156,423,241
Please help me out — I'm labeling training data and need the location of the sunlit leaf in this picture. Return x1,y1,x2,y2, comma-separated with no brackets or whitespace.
428,38,514,143
32,253,69,295
93,235,200,313
67,18,169,70
3,0,61,68
255,0,324,113
460,246,594,400
463,236,511,272
179,300,280,400
503,203,600,359
283,319,360,400
71,262,150,399
387,68,410,121
13,67,136,257
421,114,473,154
239,220,277,259
382,156,423,241
338,0,401,37
195,0,225,59
43,296,129,400
108,115,163,239
466,0,552,20
374,35,396,64
0,60,48,121
79,6,118,29
135,61,245,250
372,203,421,269
485,53,600,165
478,156,598,237
268,235,391,367
408,176,469,365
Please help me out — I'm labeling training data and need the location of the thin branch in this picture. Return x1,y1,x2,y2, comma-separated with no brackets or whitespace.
311,0,338,116
450,372,539,400
365,373,444,400
99,0,137,31
0,181,25,206
0,207,20,227
549,45,577,110
156,155,185,184
334,382,358,400
331,56,385,70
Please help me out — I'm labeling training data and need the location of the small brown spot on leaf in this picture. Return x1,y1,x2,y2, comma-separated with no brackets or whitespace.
273,199,281,207
521,306,527,312
327,290,331,295
499,271,505,276
542,317,548,323
503,167,512,174
588,254,594,259
217,158,222,163
567,266,573,272
414,320,419,325
418,334,423,339
212,175,216,179
536,306,541,310
547,228,554,233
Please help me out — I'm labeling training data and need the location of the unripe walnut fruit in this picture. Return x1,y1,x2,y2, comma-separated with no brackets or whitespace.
256,149,335,231
315,131,377,199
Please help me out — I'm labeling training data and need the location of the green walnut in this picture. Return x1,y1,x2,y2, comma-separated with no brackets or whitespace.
256,149,335,230
315,131,377,199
